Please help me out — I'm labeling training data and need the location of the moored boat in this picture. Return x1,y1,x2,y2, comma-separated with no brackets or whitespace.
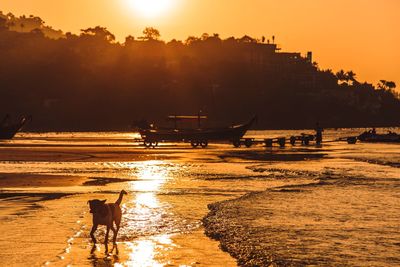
137,116,256,147
357,131,400,143
0,115,29,140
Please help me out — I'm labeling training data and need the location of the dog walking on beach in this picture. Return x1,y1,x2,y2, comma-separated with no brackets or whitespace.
88,190,127,244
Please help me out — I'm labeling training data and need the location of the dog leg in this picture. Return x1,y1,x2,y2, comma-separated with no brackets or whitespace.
114,224,121,244
105,226,110,244
111,225,117,244
105,243,109,254
90,244,97,254
114,216,121,244
90,224,98,244
111,243,119,255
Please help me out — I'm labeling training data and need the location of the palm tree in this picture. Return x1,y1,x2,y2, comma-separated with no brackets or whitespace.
346,70,358,84
336,69,348,84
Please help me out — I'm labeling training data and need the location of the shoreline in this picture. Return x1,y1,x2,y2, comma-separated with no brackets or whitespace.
203,191,284,267
202,170,400,266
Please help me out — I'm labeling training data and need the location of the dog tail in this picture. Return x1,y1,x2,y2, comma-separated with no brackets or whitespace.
115,190,127,206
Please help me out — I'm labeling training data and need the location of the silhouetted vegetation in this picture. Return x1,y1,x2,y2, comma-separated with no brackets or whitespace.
0,11,399,131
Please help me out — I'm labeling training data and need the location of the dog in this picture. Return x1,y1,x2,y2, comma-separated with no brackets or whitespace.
88,190,127,244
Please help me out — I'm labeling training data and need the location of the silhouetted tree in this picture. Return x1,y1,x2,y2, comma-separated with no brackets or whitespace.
201,33,209,40
185,36,200,45
80,26,115,42
336,70,348,84
125,35,135,46
378,80,396,91
140,27,160,41
6,12,15,20
346,70,358,85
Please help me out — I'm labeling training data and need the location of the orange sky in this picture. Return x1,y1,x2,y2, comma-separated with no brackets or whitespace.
2,0,400,87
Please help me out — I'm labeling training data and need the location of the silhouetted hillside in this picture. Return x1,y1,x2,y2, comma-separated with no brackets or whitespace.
0,11,63,39
0,12,399,131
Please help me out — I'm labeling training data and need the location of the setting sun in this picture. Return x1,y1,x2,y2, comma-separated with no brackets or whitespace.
0,1,400,266
126,0,173,18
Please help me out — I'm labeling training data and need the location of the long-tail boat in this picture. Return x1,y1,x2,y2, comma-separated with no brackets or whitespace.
0,115,29,140
357,130,400,143
136,115,256,147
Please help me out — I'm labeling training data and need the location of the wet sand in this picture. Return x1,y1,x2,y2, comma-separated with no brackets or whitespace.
0,134,242,266
204,153,400,266
204,183,400,266
0,173,87,187
0,131,399,266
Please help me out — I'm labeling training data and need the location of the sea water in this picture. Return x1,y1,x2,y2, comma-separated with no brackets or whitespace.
0,129,398,266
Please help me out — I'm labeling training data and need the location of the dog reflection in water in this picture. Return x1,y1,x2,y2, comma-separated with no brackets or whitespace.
88,190,128,244
90,243,120,265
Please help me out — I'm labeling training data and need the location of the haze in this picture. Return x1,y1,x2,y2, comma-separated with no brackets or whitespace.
2,0,399,86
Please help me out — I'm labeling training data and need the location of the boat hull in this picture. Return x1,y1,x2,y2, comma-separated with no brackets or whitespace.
358,132,400,143
0,117,28,140
139,117,255,143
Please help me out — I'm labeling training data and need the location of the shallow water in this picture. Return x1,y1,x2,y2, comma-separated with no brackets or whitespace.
0,129,399,266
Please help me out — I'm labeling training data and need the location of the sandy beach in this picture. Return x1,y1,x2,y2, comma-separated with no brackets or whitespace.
0,131,399,266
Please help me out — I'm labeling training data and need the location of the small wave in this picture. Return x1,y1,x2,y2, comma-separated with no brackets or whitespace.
220,150,326,162
347,157,400,168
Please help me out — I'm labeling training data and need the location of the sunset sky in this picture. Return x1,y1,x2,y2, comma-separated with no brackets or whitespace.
2,0,400,87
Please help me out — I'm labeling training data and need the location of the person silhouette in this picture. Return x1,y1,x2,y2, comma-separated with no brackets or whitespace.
315,122,324,145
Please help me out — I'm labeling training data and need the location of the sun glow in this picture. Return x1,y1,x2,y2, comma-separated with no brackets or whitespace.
127,0,173,18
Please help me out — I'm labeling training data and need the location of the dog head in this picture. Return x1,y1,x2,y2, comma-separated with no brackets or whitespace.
88,199,106,214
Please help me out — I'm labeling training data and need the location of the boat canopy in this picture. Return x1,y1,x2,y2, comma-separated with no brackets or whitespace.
166,115,208,121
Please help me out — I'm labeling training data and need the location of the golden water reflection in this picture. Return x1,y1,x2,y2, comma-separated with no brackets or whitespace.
126,160,170,218
125,160,174,266
130,160,170,192
125,235,174,267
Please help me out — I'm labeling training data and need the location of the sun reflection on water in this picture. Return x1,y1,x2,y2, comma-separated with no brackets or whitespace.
131,160,171,191
126,160,170,222
124,160,174,266
128,240,161,266
125,239,165,267
135,192,158,209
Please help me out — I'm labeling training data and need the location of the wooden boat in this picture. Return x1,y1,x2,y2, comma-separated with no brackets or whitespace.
137,116,256,147
0,115,29,140
357,131,400,143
